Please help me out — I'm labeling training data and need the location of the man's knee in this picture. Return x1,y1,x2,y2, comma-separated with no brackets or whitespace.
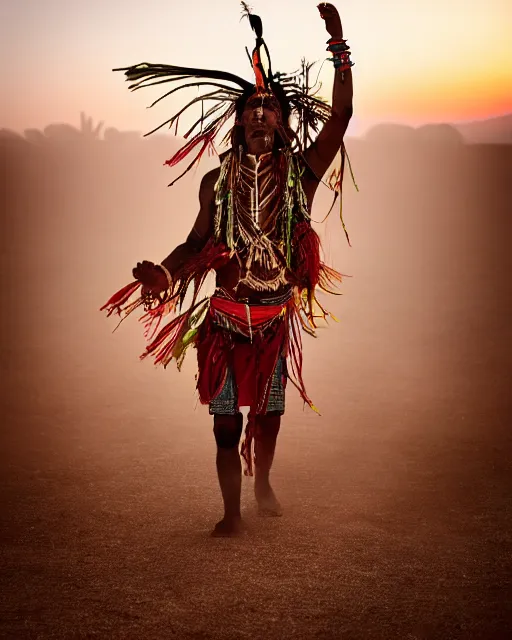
213,413,243,449
256,411,281,439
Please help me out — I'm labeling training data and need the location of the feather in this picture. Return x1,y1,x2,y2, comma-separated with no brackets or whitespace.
248,13,263,40
240,2,263,39
113,63,252,92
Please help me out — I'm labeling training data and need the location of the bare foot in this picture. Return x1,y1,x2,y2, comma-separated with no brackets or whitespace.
255,480,283,517
210,516,247,537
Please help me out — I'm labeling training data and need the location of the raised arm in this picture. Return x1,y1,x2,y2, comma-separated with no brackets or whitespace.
303,3,353,182
133,167,219,294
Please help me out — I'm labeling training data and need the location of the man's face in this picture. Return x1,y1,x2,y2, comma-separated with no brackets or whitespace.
240,93,281,154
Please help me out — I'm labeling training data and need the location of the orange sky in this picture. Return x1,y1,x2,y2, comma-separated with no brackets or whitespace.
1,0,511,135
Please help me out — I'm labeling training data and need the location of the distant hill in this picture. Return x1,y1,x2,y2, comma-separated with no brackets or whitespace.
2,111,511,150
361,113,512,145
452,113,512,144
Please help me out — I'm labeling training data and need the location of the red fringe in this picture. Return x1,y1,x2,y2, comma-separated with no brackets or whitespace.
164,129,217,169
140,304,196,368
174,239,230,283
293,222,321,289
165,136,207,168
291,222,324,328
171,239,231,313
100,281,141,317
139,299,178,341
318,262,346,294
100,240,232,371
286,301,316,410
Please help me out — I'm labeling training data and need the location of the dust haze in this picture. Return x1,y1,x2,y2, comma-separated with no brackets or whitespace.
1,113,511,638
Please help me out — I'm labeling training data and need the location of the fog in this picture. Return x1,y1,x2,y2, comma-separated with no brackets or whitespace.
1,114,511,638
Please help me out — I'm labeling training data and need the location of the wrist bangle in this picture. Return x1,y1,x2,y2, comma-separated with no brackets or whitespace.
326,38,354,73
331,54,354,71
159,264,173,290
327,42,350,54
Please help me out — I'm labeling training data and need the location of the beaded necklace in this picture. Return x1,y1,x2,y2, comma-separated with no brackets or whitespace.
214,147,310,292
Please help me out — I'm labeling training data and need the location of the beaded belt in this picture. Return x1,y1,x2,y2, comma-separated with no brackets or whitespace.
214,286,293,307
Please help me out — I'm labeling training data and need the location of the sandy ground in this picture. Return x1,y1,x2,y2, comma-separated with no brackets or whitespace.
1,132,511,638
1,326,511,639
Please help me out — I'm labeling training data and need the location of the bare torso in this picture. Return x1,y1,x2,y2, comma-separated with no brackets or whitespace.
208,153,319,302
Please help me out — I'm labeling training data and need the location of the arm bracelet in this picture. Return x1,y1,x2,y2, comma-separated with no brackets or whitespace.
158,263,173,290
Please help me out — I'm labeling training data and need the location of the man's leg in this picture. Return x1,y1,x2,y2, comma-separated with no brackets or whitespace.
211,412,245,536
254,411,283,516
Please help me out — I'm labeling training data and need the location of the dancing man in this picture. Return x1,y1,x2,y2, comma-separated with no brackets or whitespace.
102,3,354,536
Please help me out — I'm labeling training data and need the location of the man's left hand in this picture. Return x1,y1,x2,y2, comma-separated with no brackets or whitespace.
317,2,343,39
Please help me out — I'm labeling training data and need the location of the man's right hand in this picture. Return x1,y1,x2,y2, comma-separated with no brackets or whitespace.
132,260,170,296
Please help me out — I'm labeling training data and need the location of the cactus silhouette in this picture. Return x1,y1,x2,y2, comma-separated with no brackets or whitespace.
80,112,104,138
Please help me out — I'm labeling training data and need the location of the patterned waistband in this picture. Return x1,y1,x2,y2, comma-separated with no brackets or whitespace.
214,287,293,307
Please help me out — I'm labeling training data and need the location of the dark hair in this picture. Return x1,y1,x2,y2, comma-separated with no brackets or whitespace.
232,83,292,151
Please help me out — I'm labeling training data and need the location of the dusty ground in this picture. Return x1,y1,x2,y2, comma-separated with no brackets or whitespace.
1,317,511,639
1,133,511,638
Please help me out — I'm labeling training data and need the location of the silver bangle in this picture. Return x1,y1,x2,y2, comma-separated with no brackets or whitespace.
158,263,173,290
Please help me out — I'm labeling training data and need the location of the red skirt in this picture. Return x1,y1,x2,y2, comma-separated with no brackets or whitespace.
196,295,288,415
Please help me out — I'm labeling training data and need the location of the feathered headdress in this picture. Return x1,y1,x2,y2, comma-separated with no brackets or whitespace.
112,3,335,185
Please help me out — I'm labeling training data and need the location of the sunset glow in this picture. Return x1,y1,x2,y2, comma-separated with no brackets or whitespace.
1,0,511,135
